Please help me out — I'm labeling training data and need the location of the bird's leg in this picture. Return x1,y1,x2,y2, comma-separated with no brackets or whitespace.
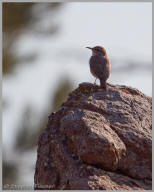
94,78,97,85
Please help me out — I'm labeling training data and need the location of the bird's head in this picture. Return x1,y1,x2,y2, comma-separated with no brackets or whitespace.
86,46,106,56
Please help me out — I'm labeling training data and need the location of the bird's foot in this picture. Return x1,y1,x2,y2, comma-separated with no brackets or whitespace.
93,78,97,86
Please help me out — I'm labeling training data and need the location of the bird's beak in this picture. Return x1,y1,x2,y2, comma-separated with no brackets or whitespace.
86,47,92,50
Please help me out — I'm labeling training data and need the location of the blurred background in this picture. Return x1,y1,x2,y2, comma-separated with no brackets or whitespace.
2,2,152,189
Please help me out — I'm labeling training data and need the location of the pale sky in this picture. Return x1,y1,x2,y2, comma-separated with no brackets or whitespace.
60,2,152,61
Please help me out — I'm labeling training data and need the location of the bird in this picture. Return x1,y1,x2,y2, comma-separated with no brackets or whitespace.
86,46,111,90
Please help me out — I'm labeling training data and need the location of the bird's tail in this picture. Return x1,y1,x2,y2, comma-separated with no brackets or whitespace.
100,79,107,90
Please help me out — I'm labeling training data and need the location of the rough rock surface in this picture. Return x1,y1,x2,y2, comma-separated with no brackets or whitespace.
34,83,152,190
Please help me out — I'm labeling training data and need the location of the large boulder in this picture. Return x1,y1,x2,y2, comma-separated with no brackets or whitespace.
34,83,152,190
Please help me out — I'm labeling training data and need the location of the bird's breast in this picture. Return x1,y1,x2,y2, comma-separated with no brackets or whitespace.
89,55,110,79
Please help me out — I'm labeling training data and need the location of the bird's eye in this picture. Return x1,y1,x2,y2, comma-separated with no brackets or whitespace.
95,49,100,52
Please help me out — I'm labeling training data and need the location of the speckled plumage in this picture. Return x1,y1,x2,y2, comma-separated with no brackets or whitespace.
87,46,111,90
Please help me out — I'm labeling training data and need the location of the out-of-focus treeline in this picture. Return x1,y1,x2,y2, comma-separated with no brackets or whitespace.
3,3,62,75
3,3,74,188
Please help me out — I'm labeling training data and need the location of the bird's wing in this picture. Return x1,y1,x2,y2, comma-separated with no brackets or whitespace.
90,56,109,80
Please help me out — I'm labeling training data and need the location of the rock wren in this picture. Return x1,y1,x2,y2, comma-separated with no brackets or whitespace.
86,46,111,90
